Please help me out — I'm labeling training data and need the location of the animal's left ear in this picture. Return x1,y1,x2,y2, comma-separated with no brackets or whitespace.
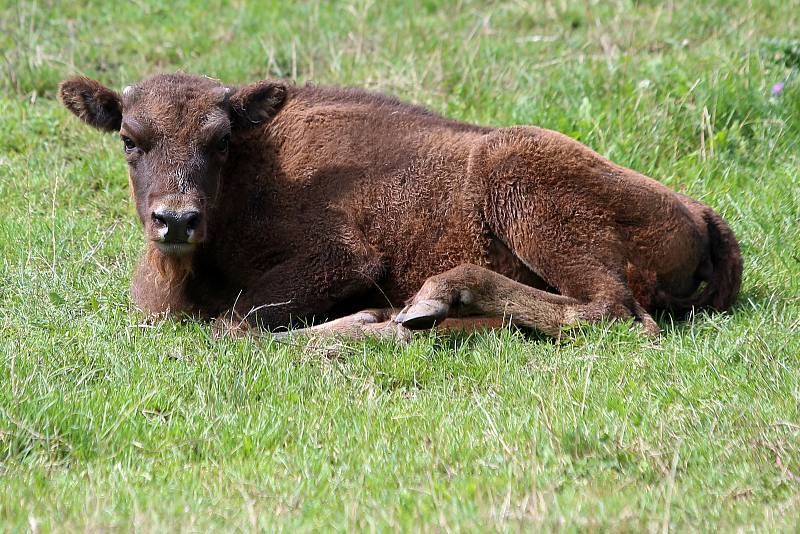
229,80,287,128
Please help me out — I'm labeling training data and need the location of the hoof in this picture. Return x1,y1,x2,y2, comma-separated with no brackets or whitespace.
631,304,660,337
638,318,661,337
370,321,413,344
212,316,251,338
271,330,291,341
395,299,449,330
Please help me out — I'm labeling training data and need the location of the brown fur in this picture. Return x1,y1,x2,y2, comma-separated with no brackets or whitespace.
59,73,743,337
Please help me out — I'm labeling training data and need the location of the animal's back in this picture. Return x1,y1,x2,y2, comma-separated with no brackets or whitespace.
242,84,741,316
267,85,499,302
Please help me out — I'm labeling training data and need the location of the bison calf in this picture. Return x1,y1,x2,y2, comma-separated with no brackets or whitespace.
59,73,742,338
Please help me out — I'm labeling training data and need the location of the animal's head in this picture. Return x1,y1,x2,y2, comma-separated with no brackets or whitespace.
59,73,287,258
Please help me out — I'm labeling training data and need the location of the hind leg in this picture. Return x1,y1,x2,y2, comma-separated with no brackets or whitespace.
395,264,659,336
567,279,659,336
394,264,592,336
483,199,659,335
461,126,667,335
518,237,660,336
482,208,661,334
525,249,660,337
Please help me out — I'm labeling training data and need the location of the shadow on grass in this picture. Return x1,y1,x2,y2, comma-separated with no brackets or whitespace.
653,284,793,336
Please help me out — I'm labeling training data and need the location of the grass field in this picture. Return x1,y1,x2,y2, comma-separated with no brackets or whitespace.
1,0,800,531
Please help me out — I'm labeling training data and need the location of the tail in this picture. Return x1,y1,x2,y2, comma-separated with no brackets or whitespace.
657,208,743,316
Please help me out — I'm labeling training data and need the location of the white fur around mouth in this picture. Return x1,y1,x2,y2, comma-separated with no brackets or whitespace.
154,242,195,255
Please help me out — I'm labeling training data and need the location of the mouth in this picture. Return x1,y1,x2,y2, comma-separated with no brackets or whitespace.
153,241,196,256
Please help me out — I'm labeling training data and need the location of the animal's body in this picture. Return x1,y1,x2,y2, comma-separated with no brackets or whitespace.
59,73,742,337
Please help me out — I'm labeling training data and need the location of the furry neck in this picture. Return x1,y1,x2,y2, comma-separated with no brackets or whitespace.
132,245,198,316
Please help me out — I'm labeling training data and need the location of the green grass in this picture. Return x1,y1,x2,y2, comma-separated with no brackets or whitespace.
1,0,800,531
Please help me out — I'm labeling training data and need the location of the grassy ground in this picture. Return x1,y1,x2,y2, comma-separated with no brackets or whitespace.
1,0,799,531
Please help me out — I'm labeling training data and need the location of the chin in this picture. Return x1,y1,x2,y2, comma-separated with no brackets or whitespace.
154,242,196,257
145,243,196,284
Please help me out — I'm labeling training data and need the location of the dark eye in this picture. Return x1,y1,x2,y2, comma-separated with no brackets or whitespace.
121,135,137,152
216,134,230,153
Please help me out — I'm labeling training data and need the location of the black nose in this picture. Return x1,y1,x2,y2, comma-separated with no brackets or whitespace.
152,210,200,242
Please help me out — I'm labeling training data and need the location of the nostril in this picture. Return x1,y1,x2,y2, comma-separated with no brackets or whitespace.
152,212,168,227
184,211,200,232
151,209,201,242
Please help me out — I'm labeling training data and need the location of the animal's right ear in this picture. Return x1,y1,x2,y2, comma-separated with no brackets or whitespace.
229,80,287,128
58,77,122,132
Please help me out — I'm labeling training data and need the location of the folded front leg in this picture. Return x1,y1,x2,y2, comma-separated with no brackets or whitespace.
273,308,412,341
